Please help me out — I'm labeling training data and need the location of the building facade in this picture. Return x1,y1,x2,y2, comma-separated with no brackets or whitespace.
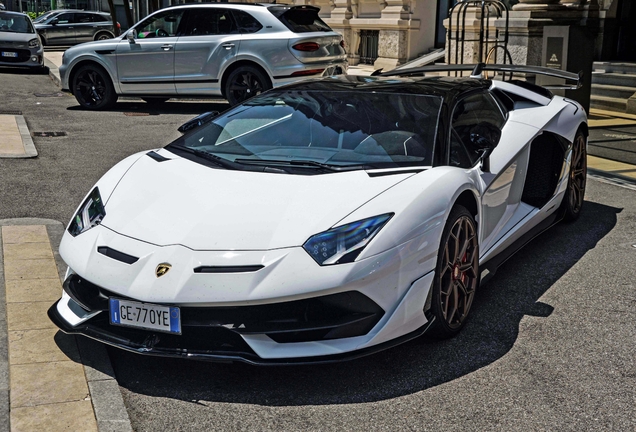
2,0,632,66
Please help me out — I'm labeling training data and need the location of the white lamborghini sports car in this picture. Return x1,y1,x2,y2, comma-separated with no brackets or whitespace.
48,63,588,364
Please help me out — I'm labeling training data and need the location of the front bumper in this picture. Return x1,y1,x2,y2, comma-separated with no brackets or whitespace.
49,273,438,365
48,293,434,365
51,223,438,362
0,46,43,68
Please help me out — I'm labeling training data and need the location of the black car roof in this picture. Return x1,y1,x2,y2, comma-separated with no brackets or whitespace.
279,74,490,100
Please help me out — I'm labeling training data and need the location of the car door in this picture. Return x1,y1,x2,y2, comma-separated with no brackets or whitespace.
450,91,530,255
43,12,77,45
174,8,240,96
116,9,185,95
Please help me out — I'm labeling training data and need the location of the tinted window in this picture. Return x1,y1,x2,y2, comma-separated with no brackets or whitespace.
182,9,237,36
92,14,109,23
135,10,184,38
232,10,262,34
76,13,95,23
451,92,505,164
271,7,331,33
53,13,74,24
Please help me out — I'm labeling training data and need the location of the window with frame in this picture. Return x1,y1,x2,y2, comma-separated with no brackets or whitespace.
232,10,262,34
136,10,185,38
182,9,237,36
450,91,505,167
53,13,75,24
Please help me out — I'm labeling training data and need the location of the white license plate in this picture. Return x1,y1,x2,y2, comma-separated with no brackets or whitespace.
109,298,181,334
1,52,18,58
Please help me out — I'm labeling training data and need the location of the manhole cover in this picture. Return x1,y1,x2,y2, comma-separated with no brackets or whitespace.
124,112,151,116
32,131,67,137
0,110,23,115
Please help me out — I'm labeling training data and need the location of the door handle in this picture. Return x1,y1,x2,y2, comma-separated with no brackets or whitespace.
222,43,235,50
161,44,173,51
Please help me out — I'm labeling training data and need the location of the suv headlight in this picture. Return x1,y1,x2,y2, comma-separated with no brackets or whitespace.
68,187,106,236
303,214,393,265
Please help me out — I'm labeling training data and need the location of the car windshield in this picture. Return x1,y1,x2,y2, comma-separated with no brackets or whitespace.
168,90,442,172
0,13,34,33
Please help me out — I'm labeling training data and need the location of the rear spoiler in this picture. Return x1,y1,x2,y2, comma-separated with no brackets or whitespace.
374,63,583,90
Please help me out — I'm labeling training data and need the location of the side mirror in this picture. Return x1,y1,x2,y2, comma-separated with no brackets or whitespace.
178,111,219,134
50,18,58,25
127,29,137,43
470,133,495,172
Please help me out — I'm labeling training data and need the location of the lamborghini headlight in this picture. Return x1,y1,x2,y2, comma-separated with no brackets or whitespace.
68,187,106,237
303,213,393,266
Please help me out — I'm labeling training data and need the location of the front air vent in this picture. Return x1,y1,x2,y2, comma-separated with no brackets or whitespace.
193,265,264,274
146,151,170,162
97,246,139,265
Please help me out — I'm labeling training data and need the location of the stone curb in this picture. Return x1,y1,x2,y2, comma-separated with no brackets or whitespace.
0,218,133,432
44,57,61,88
0,116,37,159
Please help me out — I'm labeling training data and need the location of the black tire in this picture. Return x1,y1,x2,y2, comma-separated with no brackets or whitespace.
224,65,271,106
72,64,118,110
561,129,587,222
141,97,170,104
427,205,479,339
94,32,113,41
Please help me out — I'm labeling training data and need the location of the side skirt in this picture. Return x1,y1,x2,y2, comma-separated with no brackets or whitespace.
479,206,565,285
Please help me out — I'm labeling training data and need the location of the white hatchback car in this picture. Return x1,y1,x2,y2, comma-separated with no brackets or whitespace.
58,3,347,109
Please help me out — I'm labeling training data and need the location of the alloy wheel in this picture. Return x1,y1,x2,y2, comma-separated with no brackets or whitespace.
228,71,263,102
438,215,478,329
75,69,107,108
568,132,587,215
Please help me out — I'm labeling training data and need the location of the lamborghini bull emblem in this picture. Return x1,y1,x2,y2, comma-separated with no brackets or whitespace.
155,263,172,278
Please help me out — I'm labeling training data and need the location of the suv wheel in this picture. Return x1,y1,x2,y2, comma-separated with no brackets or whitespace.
72,64,118,110
225,66,271,106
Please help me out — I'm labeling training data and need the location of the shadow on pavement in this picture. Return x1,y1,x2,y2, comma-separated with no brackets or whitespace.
104,200,620,406
66,100,231,116
0,66,49,75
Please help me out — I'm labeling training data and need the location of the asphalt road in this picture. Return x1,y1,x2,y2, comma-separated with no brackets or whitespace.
0,68,635,431
589,126,636,165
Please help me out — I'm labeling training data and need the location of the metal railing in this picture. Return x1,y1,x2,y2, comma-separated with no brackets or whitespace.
359,30,379,65
447,0,511,66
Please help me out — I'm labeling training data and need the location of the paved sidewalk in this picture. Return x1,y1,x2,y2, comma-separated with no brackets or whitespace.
0,116,37,159
0,220,133,432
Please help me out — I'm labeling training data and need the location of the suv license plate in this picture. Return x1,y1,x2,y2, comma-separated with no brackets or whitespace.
109,298,181,334
1,52,18,58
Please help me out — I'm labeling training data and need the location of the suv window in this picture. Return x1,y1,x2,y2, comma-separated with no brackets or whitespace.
232,10,262,34
76,13,95,23
136,10,185,38
270,6,331,33
53,13,74,24
451,92,505,166
182,9,237,36
92,14,109,23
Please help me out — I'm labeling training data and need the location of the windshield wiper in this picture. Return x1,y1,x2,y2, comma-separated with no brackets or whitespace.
167,144,238,170
234,159,365,172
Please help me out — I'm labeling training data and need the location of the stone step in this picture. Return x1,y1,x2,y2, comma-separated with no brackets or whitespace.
591,83,636,100
590,95,627,112
594,61,636,75
592,72,636,87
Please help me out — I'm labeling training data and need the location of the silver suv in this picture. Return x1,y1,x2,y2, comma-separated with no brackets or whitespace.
59,3,347,109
